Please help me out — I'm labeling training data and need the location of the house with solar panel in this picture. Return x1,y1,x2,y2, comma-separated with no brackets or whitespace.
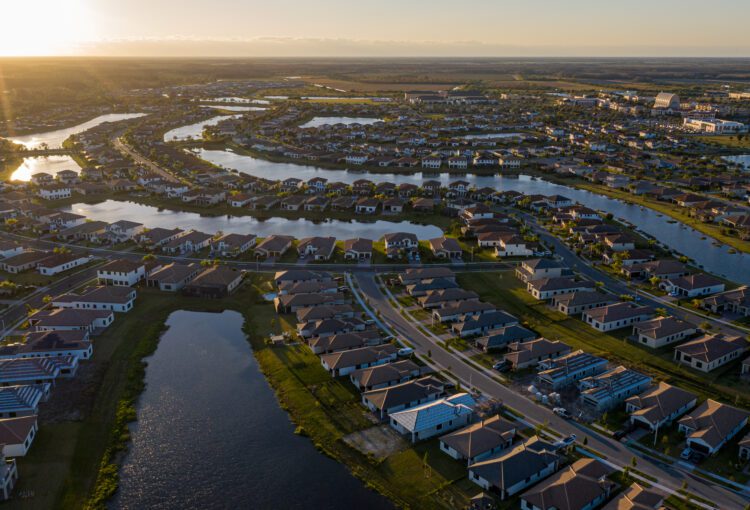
389,393,476,443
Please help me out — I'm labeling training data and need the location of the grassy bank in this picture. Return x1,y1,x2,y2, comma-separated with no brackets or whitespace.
575,183,750,255
456,272,750,407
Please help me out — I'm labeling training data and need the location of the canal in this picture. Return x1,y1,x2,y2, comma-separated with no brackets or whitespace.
113,310,392,509
66,200,444,240
197,149,750,284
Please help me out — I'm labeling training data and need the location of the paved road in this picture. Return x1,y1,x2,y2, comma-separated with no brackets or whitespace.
353,272,748,509
517,210,747,336
0,266,99,335
112,137,182,183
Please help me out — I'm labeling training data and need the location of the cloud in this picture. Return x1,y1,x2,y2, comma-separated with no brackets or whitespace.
74,36,750,58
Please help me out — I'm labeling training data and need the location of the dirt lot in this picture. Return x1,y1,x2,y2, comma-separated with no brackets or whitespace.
343,424,408,460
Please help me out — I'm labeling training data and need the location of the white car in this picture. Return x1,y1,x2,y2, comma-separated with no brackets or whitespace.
397,347,414,357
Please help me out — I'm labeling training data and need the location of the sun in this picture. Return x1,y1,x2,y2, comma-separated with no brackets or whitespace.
0,0,94,56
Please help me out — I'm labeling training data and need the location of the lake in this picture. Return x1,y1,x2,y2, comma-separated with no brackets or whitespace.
113,310,392,509
66,200,443,240
9,113,146,149
163,115,242,142
197,149,750,283
299,117,384,129
9,155,82,181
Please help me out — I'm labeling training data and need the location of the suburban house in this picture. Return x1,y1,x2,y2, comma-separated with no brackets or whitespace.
0,385,47,419
626,382,697,432
362,376,446,419
182,266,244,298
428,237,463,259
389,393,476,443
582,303,654,332
468,436,560,501
29,308,114,334
355,197,379,214
320,344,398,377
96,259,146,286
660,274,725,298
162,230,213,255
515,258,566,283
383,232,418,258
504,339,572,370
274,269,333,287
600,483,664,510
439,415,516,466
0,242,24,259
210,233,256,257
53,286,136,313
0,415,38,457
37,253,91,276
0,330,92,361
702,287,750,316
297,236,337,261
494,235,535,258
633,317,697,349
255,235,295,258
519,458,614,510
308,330,379,355
673,333,748,372
349,359,421,392
0,251,54,274
106,220,145,242
552,292,616,316
343,238,373,260
527,277,595,300
400,267,455,285
0,451,17,500
475,325,537,352
432,301,496,323
138,227,184,247
419,288,478,309
678,400,749,456
579,366,652,411
536,350,609,390
452,310,519,338
146,263,201,291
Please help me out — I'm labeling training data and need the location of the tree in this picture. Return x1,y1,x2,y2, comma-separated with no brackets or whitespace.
142,254,156,262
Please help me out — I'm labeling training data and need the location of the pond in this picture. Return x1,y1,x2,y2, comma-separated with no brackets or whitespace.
9,155,82,181
8,113,146,149
65,200,443,240
163,115,242,142
112,310,392,509
197,149,750,283
299,117,384,129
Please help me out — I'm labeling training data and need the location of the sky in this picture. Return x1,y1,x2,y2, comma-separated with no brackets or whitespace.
1,0,749,57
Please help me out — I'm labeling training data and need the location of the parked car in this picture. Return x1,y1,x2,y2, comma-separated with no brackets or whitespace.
553,407,572,419
397,347,415,357
553,434,577,450
492,360,511,372
680,447,692,460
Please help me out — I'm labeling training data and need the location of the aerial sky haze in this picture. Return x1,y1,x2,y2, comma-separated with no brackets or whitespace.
1,0,749,56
